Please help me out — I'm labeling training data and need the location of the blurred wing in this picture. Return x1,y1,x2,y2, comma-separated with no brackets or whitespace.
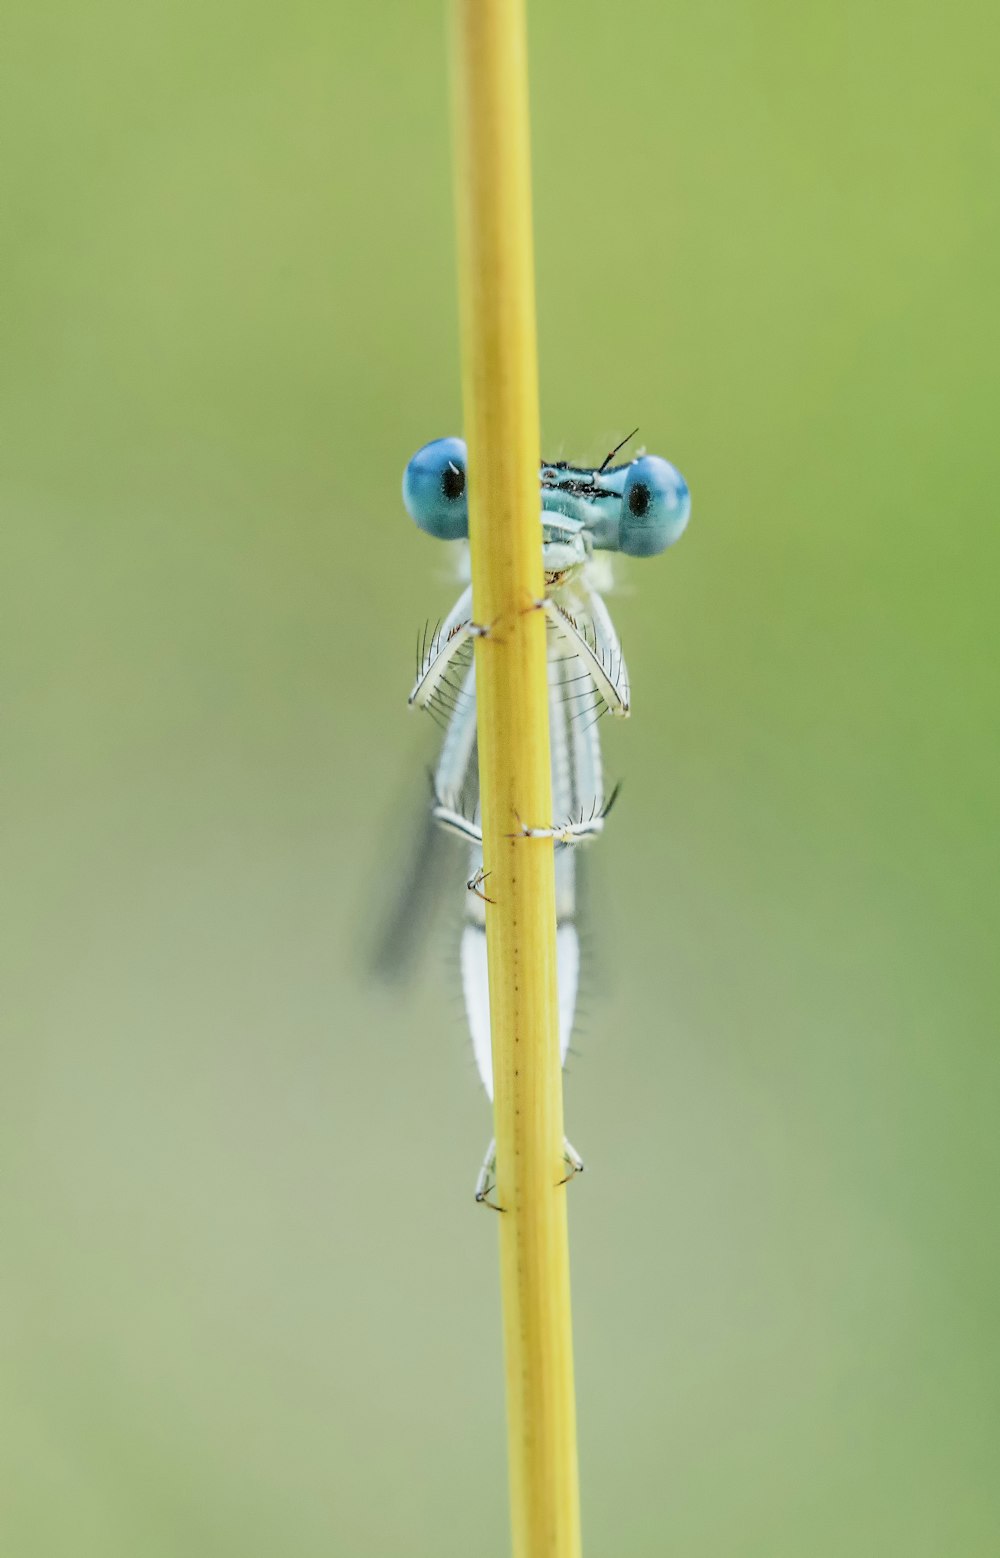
366,735,479,985
367,805,463,985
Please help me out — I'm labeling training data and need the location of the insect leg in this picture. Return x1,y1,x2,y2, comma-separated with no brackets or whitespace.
474,1137,504,1211
557,1137,585,1187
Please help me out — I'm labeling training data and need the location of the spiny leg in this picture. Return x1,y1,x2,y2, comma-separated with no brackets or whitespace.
467,867,495,904
503,591,622,843
410,586,472,708
533,595,631,717
580,583,631,718
410,589,501,713
433,803,483,845
508,808,611,846
432,661,477,810
557,1136,585,1188
474,1136,505,1212
475,1135,584,1203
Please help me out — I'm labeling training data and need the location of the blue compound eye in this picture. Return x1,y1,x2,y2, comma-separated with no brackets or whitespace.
620,455,690,557
402,437,469,541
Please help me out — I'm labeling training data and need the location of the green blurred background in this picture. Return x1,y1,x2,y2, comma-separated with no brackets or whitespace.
2,0,997,1553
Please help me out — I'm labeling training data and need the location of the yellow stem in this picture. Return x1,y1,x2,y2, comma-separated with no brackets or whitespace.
451,3,582,1555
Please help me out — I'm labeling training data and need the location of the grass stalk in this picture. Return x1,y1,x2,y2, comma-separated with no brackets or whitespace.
450,2,582,1555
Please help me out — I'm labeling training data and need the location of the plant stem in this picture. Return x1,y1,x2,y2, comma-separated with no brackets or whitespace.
450,3,582,1555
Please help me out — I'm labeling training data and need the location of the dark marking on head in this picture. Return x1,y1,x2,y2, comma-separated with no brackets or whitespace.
541,463,622,500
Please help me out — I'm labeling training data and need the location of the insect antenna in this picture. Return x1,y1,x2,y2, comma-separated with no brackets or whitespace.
598,426,639,473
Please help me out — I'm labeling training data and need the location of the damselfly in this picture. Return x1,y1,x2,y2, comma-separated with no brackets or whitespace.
401,435,690,1206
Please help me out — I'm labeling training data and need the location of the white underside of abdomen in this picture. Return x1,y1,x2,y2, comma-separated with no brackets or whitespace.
461,921,579,1101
